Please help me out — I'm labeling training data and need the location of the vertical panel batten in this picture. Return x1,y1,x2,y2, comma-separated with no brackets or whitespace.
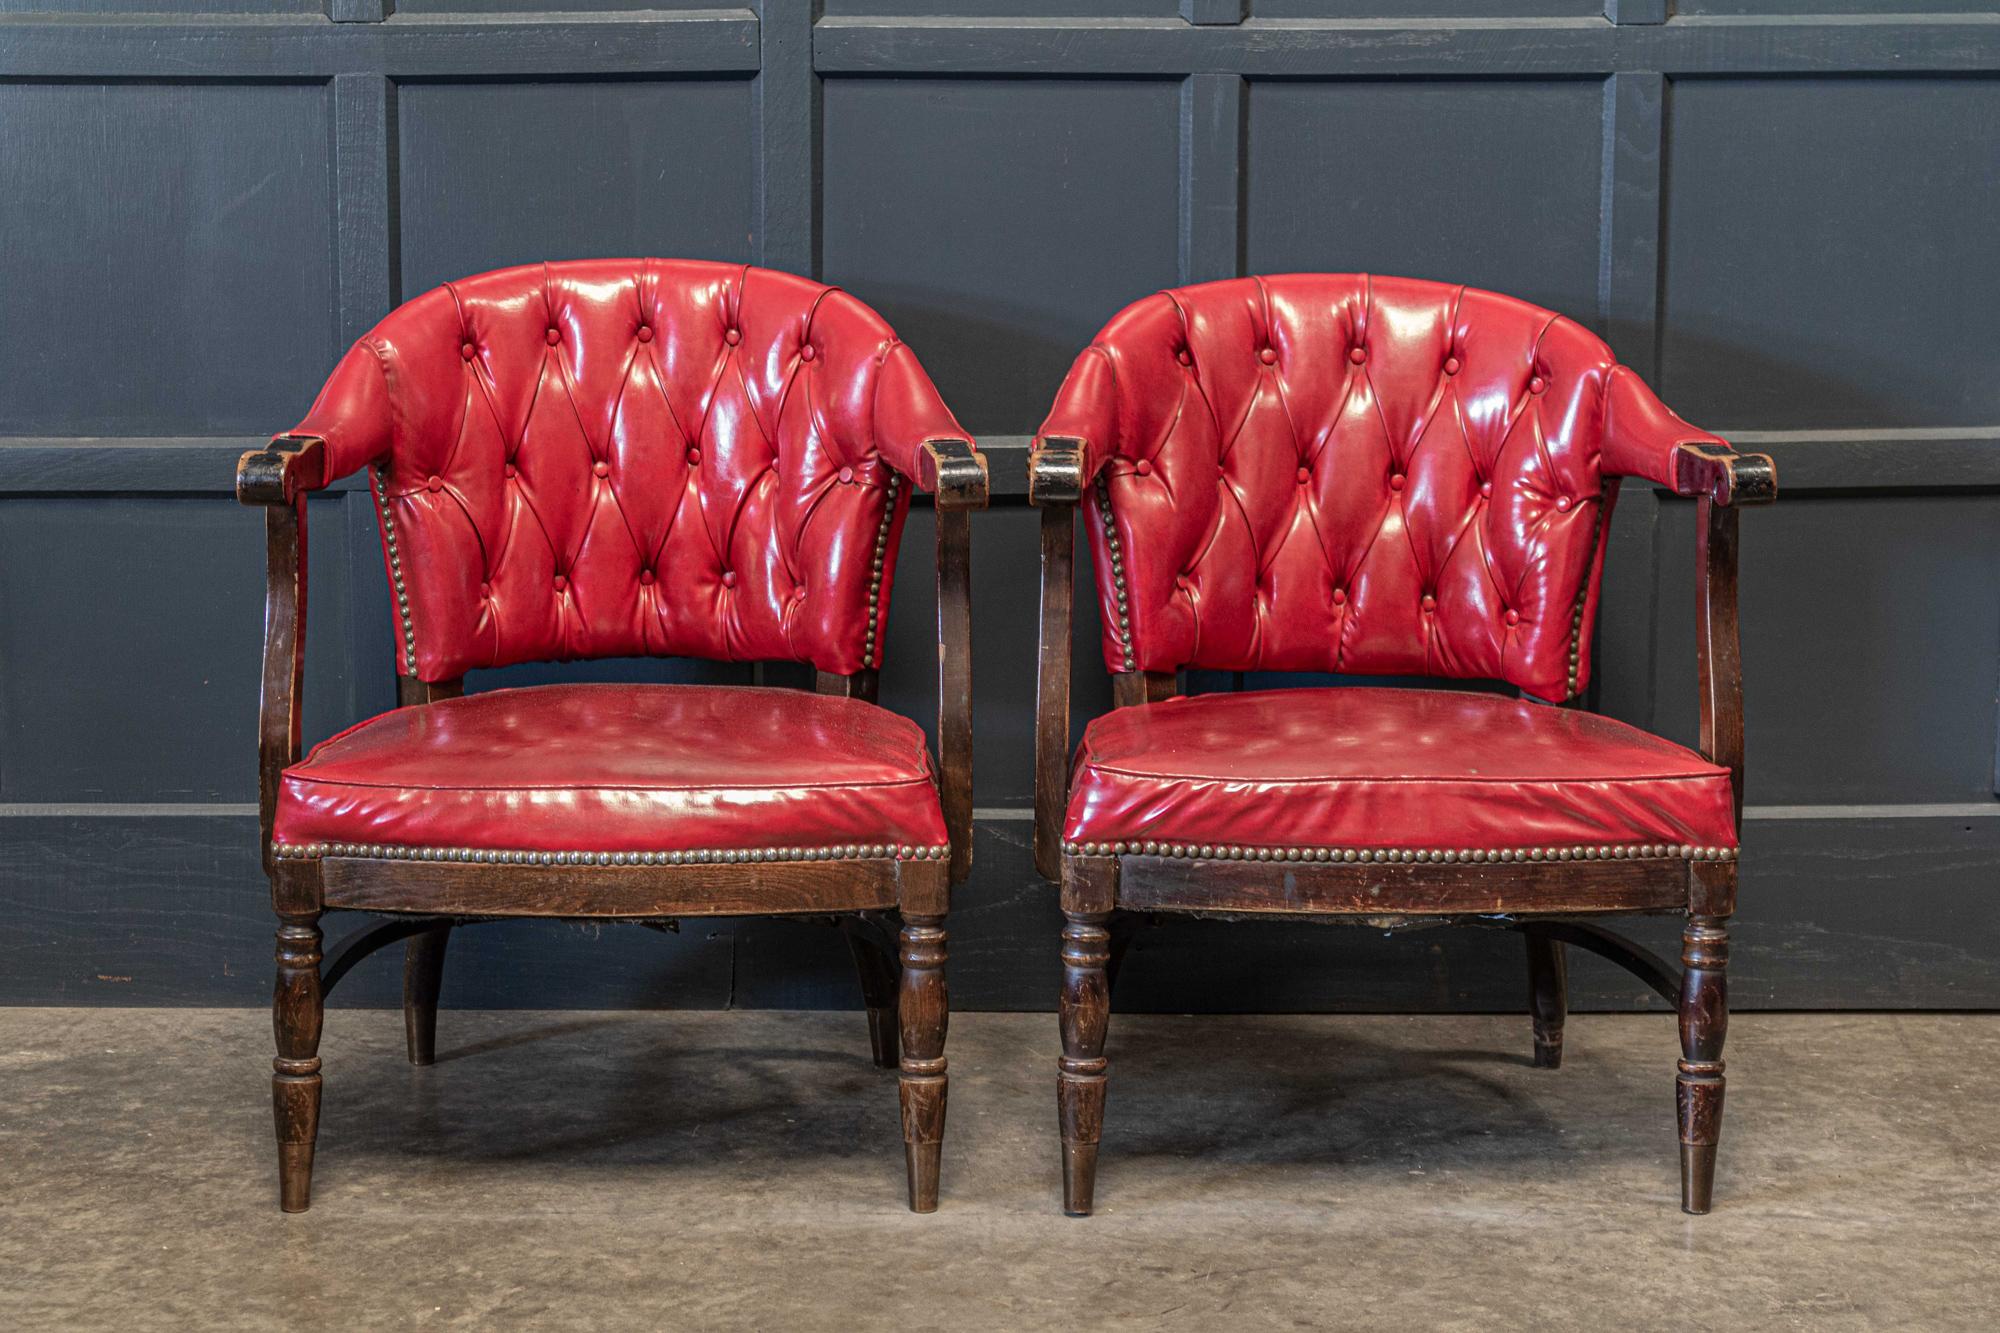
1178,72,1244,287
757,0,819,277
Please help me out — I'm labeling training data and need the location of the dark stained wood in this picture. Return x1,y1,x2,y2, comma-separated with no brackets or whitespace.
322,856,929,918
815,669,880,702
935,504,976,885
1697,496,1746,827
1034,502,1075,881
1117,855,1691,917
1057,910,1111,1216
236,434,325,507
271,912,323,1214
254,488,307,880
1524,928,1568,1069
397,675,464,707
1060,854,1118,916
318,913,450,997
841,913,901,1069
897,913,949,1212
1674,441,1777,508
403,923,451,1067
1111,670,1177,708
918,436,990,511
1511,919,1680,1004
1677,916,1730,1214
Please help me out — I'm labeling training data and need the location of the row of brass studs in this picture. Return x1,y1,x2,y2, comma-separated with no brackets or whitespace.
1063,840,1736,863
273,841,949,864
864,474,899,667
1095,477,1135,671
1566,497,1605,699
374,463,417,672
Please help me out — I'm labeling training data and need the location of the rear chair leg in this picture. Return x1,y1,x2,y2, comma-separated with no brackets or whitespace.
403,923,452,1067
1058,911,1111,1216
897,914,948,1211
272,913,324,1213
1678,916,1730,1214
844,918,901,1069
1525,928,1568,1069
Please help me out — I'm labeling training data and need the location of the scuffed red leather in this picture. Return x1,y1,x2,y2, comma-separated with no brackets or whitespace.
285,260,970,680
1063,688,1737,852
1035,275,1726,700
272,684,949,853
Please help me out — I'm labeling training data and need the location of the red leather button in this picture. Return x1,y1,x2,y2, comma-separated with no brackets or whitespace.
552,574,568,592
1421,594,1437,612
1175,574,1193,592
545,328,561,346
460,342,476,360
638,570,655,587
724,328,741,346
1349,347,1367,365
838,466,854,484
1259,347,1277,365
503,463,516,480
636,325,653,343
426,475,442,492
1389,473,1406,491
1296,467,1311,484
1479,481,1493,498
1555,495,1572,512
1505,609,1521,627
1529,375,1546,395
1176,349,1192,366
800,345,816,362
593,461,610,479
479,582,491,599
722,570,738,588
1135,460,1152,477
1331,588,1347,606
687,448,701,465
1444,356,1460,375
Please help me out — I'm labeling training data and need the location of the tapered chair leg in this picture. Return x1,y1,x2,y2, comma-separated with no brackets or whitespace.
272,913,325,1213
1525,928,1568,1069
897,914,948,1211
1057,911,1111,1216
1677,916,1730,1214
402,923,451,1067
844,918,900,1069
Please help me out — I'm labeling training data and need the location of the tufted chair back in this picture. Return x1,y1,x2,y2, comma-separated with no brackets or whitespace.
1037,274,1701,702
287,259,968,681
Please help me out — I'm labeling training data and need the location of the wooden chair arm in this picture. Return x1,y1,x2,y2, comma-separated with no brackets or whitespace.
1030,439,1084,881
251,469,310,878
929,440,986,885
237,435,326,507
1674,441,1776,508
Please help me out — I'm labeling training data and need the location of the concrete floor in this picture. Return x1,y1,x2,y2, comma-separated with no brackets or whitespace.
3,1010,1996,1331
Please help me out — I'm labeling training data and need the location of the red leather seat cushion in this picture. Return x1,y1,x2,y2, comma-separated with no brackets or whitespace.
273,684,948,856
1063,688,1737,855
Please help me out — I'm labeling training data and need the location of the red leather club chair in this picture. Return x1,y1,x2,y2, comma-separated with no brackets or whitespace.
1029,274,1774,1216
237,260,987,1213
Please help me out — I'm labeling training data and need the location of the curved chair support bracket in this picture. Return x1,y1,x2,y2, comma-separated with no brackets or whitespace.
1510,920,1680,1005
319,915,469,998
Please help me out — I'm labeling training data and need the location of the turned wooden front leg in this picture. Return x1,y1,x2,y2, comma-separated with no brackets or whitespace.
1678,916,1730,1214
897,913,948,1212
272,913,325,1213
1058,910,1112,1216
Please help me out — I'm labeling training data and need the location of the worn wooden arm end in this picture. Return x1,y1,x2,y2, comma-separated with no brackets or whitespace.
237,435,325,507
919,437,990,511
1675,442,1776,508
1029,439,1085,881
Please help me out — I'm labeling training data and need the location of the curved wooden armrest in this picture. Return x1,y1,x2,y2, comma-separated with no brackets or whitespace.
237,435,326,507
918,438,990,511
1674,442,1776,508
1028,436,1085,507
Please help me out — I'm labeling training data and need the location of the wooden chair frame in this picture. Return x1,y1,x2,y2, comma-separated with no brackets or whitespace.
1030,436,1774,1216
239,432,987,1214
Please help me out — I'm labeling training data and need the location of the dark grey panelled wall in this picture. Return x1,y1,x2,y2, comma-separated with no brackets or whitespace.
2,1,1997,1012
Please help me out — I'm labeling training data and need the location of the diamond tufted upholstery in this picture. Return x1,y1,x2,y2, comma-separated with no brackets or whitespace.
1036,274,1725,701
286,259,970,681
